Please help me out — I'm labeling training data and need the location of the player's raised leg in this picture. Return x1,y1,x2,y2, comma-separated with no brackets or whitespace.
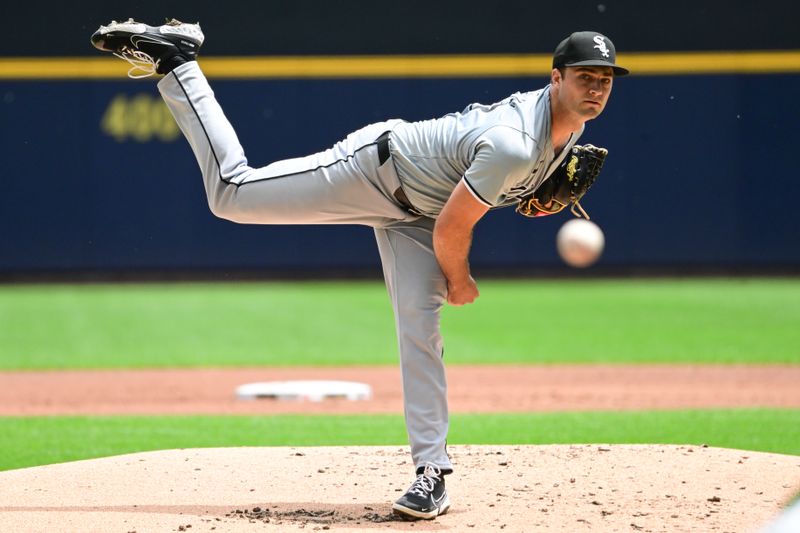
157,63,410,225
91,19,411,226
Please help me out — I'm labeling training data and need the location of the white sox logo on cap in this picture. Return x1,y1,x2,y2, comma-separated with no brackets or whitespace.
552,31,630,76
592,35,610,58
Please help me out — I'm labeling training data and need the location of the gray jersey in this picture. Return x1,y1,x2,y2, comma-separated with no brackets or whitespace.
388,87,583,217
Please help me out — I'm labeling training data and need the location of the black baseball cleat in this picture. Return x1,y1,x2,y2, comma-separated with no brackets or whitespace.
392,463,450,520
90,18,204,78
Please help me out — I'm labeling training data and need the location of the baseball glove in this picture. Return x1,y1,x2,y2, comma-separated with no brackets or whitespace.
516,144,608,219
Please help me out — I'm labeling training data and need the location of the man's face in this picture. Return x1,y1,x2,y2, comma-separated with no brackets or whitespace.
553,66,614,119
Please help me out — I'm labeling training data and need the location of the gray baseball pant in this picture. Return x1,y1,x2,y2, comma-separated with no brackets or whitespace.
158,62,453,473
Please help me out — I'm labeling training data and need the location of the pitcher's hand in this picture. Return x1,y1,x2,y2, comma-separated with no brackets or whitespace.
446,276,479,306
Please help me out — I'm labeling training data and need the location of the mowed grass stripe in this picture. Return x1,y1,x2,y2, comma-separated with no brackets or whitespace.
1,279,798,368
1,409,798,471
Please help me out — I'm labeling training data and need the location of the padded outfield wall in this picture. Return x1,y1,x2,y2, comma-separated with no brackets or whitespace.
1,1,798,276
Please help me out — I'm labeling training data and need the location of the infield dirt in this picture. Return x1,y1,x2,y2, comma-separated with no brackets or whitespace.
1,364,799,532
1,445,799,532
2,364,800,415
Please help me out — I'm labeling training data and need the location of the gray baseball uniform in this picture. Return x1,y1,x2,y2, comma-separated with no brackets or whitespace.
157,61,580,473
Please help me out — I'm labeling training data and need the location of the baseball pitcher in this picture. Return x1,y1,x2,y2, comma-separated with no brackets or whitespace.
91,21,628,520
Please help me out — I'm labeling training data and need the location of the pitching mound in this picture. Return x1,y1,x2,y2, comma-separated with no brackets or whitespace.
1,445,798,532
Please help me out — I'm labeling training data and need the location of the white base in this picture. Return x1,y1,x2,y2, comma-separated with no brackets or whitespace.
235,380,372,402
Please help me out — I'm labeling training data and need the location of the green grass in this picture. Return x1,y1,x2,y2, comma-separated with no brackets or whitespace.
1,409,798,471
1,278,798,369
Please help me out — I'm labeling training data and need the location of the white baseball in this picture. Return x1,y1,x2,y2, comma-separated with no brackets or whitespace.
556,219,605,268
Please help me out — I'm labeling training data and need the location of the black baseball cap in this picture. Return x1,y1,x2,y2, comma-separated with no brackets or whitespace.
553,31,629,76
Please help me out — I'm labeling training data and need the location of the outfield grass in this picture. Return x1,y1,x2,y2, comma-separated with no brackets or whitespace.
1,278,798,369
1,409,798,471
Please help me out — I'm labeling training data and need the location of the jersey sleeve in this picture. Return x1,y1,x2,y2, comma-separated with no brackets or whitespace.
462,127,535,207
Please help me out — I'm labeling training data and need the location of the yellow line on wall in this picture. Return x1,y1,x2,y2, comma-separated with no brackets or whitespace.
1,51,799,79
620,51,800,75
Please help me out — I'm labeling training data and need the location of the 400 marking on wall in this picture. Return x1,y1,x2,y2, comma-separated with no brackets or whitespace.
101,93,180,142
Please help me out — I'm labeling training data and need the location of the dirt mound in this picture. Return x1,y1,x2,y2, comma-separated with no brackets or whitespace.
1,445,798,532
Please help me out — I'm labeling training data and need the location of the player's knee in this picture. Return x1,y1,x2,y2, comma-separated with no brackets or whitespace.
396,299,443,334
207,196,231,220
206,195,251,224
395,283,446,315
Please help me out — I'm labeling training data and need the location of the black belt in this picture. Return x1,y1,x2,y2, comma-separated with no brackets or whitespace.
376,132,420,214
376,132,391,165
